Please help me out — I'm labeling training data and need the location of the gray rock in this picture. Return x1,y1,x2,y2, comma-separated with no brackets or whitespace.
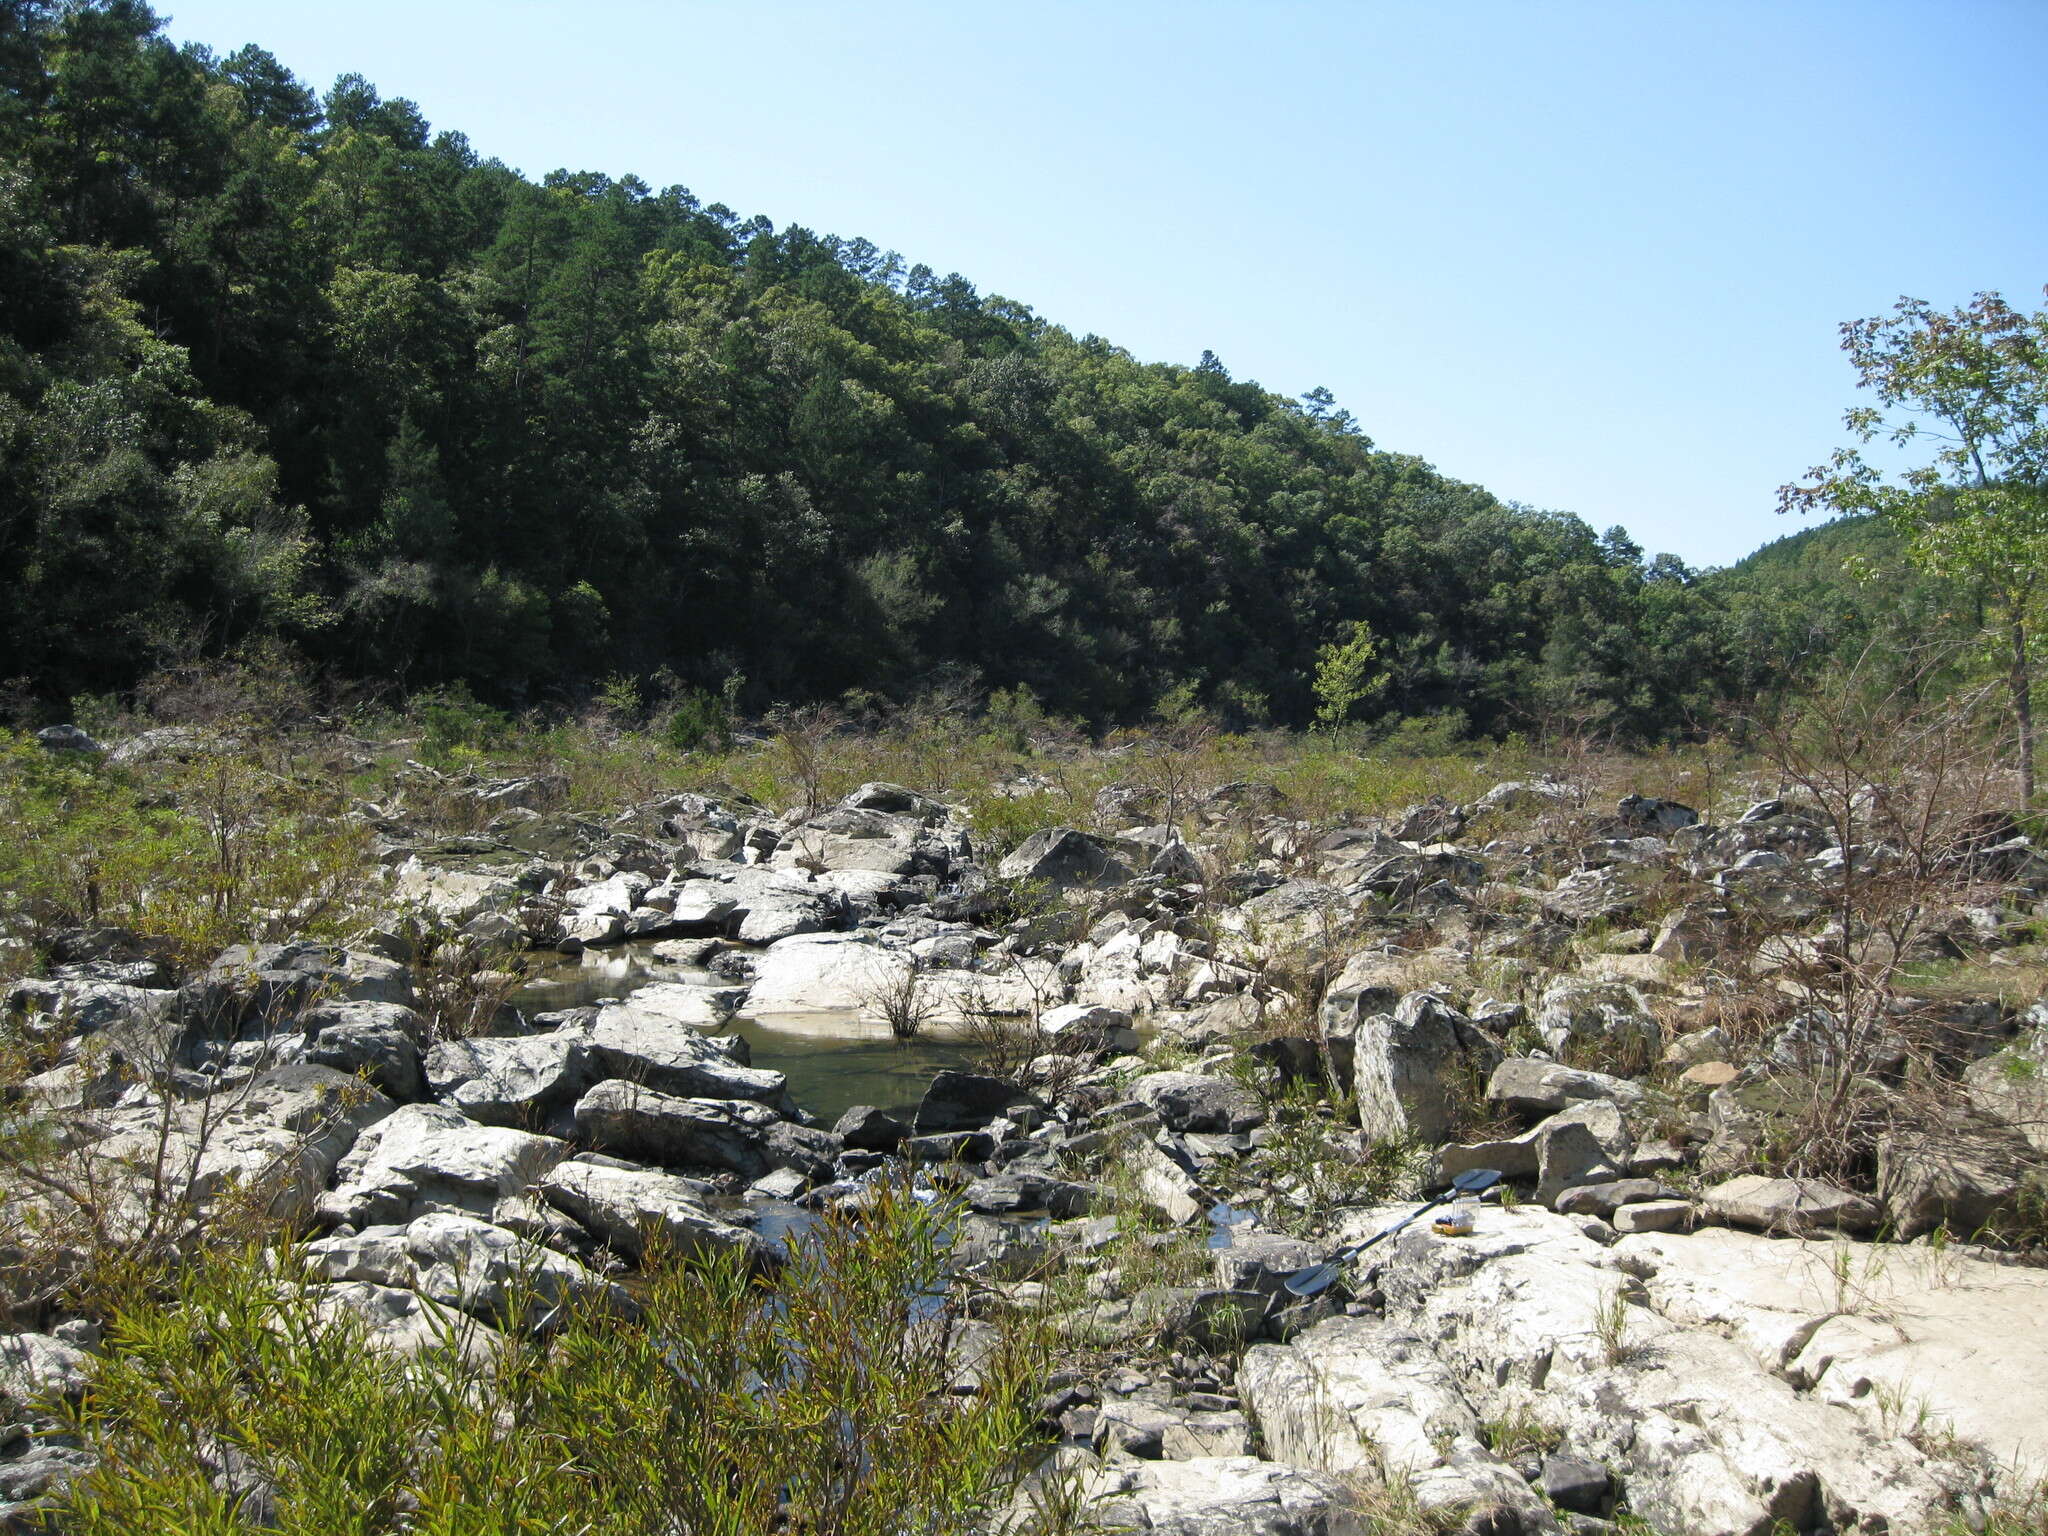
1615,794,1697,832
1130,1071,1266,1134
709,869,844,945
323,1102,565,1228
1038,1002,1139,1055
74,1064,395,1231
303,1280,505,1365
34,724,102,754
1550,1178,1674,1219
1354,993,1503,1144
1540,1455,1611,1515
0,1333,92,1420
588,1007,789,1105
424,1030,595,1129
538,1159,768,1265
1962,1030,2048,1155
1536,1122,1625,1209
1609,1199,1692,1234
1210,1230,1321,1299
5,976,171,1039
1487,1058,1645,1119
1876,1121,2045,1240
404,1212,629,1324
1533,979,1660,1070
841,782,949,821
1062,1454,1372,1536
997,827,1130,891
912,1070,1022,1134
1703,1174,1881,1235
831,1103,907,1152
302,1000,425,1100
573,1081,796,1180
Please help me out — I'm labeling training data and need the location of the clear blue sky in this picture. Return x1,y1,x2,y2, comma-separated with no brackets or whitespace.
160,0,2047,568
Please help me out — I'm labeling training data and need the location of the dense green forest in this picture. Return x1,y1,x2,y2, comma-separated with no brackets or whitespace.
0,1,1959,733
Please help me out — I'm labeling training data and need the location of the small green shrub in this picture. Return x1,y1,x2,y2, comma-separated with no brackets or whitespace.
52,1181,1066,1535
414,682,511,765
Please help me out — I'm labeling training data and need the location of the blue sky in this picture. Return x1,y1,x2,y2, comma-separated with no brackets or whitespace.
160,0,2047,568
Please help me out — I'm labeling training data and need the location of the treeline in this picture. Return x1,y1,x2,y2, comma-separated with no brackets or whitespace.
0,2,1957,734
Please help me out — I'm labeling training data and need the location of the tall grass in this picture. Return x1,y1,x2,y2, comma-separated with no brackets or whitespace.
0,733,373,970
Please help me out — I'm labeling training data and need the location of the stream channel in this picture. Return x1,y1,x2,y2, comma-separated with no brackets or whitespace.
511,939,979,1124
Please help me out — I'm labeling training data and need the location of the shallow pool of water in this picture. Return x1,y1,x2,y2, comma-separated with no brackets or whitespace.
512,942,978,1123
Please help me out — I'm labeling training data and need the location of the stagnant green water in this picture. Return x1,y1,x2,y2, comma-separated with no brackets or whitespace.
511,943,977,1123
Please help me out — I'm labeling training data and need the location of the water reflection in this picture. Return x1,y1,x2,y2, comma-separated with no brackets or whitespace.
511,941,979,1122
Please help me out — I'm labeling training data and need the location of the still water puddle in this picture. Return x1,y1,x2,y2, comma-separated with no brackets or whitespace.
511,941,977,1123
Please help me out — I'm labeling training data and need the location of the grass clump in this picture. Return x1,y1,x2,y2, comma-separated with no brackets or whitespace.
0,731,373,970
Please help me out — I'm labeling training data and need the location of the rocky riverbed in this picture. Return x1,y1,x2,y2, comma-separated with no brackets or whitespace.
4,746,2047,1533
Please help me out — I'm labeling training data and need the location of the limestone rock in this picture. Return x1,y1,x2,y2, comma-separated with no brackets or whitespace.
1130,1070,1266,1134
1533,978,1661,1070
572,1080,776,1178
997,827,1130,891
744,933,909,1014
301,1000,425,1100
540,1159,767,1265
1703,1174,1880,1235
324,1102,564,1228
1353,993,1502,1144
1486,1058,1645,1119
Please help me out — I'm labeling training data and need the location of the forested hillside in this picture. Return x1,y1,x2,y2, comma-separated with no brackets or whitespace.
0,1,1914,732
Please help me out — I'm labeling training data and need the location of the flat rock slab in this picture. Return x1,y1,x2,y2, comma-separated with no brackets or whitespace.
1241,1204,2048,1535
1610,1198,1694,1234
744,933,909,1014
1705,1174,1881,1235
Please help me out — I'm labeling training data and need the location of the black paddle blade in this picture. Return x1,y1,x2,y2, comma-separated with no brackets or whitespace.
1281,1170,1504,1297
1283,1259,1345,1298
